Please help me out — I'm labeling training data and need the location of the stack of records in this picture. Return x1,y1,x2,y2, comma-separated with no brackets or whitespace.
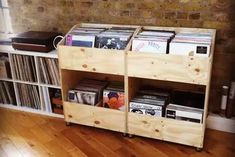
68,79,108,106
129,89,170,117
95,27,135,50
66,27,106,47
166,104,203,123
0,81,16,105
132,30,175,53
103,81,125,111
169,32,213,57
0,56,11,79
165,91,204,123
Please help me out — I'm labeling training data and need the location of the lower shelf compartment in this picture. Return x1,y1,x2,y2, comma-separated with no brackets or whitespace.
128,112,204,148
63,101,204,148
64,101,125,132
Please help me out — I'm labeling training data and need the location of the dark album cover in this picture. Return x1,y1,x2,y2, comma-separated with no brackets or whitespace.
96,36,129,50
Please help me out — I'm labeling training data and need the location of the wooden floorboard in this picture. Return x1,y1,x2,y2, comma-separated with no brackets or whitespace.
0,108,234,157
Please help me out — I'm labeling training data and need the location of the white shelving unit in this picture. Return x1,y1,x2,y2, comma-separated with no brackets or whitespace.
207,113,235,133
0,45,64,118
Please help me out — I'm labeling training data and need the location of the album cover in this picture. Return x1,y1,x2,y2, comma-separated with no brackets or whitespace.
96,35,130,50
166,104,203,123
67,89,98,105
75,84,103,101
129,100,164,117
132,38,169,53
169,41,210,57
66,33,96,47
169,32,212,57
103,89,125,111
76,90,98,105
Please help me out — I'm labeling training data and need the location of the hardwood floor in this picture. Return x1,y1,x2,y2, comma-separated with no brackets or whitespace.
0,108,234,157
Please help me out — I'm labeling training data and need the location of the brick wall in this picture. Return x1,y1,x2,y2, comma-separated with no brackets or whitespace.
7,0,235,113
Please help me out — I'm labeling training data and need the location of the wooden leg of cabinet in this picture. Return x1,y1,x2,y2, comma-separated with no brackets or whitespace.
65,121,71,126
196,147,203,152
122,133,127,137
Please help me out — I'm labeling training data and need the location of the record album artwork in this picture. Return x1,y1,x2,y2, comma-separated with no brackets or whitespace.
96,37,128,50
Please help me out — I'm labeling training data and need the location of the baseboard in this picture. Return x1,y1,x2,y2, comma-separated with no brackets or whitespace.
207,113,235,133
0,104,64,119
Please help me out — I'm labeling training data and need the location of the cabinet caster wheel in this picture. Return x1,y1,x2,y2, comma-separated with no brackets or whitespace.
128,134,133,138
66,122,71,126
122,133,127,137
196,147,202,152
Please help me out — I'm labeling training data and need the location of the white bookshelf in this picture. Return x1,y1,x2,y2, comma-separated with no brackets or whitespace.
0,103,64,118
0,45,63,118
207,113,235,133
0,77,12,81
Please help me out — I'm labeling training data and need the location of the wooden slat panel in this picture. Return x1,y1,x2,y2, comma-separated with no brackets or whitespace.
64,101,125,132
58,46,125,75
162,119,203,148
92,106,125,132
127,52,210,85
128,113,162,140
64,101,95,127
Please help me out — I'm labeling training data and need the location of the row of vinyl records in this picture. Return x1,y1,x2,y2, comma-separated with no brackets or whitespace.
67,79,205,123
12,54,37,82
17,83,41,109
0,81,16,105
0,80,63,114
66,26,213,57
2,53,60,85
0,55,12,79
38,57,60,86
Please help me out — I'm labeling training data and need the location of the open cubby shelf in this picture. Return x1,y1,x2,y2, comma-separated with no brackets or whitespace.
0,45,62,116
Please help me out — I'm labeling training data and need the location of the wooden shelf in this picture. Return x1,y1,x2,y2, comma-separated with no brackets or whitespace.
58,23,216,149
0,45,58,58
40,83,61,89
0,78,13,82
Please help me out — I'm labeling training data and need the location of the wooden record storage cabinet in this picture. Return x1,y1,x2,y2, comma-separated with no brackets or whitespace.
58,23,216,149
